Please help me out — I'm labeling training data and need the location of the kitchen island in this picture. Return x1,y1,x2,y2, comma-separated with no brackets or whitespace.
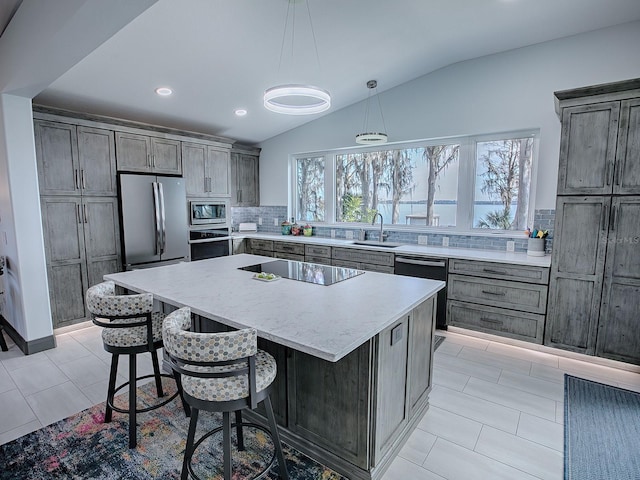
105,254,444,480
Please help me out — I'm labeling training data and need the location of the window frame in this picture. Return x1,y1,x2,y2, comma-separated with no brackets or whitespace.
289,129,539,235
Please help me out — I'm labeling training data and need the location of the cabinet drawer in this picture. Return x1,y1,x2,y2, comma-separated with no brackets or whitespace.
305,244,331,258
274,252,304,261
448,274,548,314
332,259,360,270
362,263,394,274
273,241,305,255
305,255,331,265
249,238,273,252
447,300,544,343
448,259,549,284
332,247,394,267
251,249,273,258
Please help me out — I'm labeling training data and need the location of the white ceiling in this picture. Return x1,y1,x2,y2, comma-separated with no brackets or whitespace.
17,0,640,145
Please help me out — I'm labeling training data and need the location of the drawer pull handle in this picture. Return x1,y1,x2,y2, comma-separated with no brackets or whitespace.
480,317,503,325
482,268,506,275
481,290,506,296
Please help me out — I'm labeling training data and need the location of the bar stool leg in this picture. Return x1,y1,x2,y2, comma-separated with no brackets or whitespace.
0,325,8,352
235,410,244,451
105,354,119,422
174,372,190,417
264,396,289,480
128,353,137,448
223,411,232,480
150,349,164,397
182,408,199,480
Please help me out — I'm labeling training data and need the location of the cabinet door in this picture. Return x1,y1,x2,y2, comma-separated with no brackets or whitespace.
34,121,79,196
206,147,230,196
231,153,259,206
151,137,182,175
182,142,207,196
613,99,640,194
77,127,117,196
82,197,121,286
595,197,640,364
115,132,151,172
545,196,610,354
407,297,434,418
41,197,88,328
557,102,619,195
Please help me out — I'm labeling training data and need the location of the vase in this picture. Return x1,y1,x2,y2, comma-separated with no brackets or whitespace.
527,237,545,256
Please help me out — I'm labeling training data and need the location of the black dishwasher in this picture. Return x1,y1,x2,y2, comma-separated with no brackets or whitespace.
394,255,448,329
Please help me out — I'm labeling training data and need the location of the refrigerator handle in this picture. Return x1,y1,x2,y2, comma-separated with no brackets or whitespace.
152,182,161,255
158,181,167,254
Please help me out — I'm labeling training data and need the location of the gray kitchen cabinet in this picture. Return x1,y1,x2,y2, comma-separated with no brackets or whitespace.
305,244,332,264
182,142,230,197
447,259,549,343
548,79,640,364
556,102,620,195
35,122,116,196
40,196,121,328
332,246,395,273
273,241,305,261
594,197,640,364
614,98,640,194
230,151,259,206
545,196,608,353
115,132,182,175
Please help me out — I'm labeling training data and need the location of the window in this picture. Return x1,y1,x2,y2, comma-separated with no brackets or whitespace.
291,130,537,232
474,136,533,231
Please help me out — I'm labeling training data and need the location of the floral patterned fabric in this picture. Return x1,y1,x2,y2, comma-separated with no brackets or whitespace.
163,307,276,402
86,281,163,348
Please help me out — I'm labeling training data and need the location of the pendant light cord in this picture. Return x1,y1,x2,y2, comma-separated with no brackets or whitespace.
277,0,322,74
362,82,387,134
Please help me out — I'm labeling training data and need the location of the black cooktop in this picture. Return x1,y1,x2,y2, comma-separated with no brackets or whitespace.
239,259,364,286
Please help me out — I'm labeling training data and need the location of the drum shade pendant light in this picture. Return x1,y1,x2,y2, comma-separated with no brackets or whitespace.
356,80,388,145
264,0,331,115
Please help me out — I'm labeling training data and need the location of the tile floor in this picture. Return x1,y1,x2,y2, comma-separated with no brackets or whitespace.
1,325,639,479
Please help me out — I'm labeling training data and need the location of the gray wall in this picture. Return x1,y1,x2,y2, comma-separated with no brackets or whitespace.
258,22,640,211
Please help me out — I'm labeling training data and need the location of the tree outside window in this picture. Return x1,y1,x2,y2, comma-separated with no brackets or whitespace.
296,157,324,221
474,137,533,230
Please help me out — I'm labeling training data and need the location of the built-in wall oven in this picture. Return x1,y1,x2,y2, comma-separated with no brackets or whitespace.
189,228,230,260
394,255,448,329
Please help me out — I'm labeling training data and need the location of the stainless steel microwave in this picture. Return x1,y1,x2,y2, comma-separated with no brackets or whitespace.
189,199,229,225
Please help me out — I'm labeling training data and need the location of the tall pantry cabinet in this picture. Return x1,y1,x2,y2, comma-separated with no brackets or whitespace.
35,120,121,329
545,79,640,365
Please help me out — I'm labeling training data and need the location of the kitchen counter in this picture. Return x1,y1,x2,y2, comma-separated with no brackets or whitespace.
233,232,552,267
105,254,442,480
105,253,443,362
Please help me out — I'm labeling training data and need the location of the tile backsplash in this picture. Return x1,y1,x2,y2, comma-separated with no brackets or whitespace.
231,206,555,253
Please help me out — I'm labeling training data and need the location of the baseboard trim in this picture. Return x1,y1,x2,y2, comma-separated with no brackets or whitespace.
0,314,56,355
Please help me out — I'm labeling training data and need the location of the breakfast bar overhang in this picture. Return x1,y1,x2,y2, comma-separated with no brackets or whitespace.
105,254,445,480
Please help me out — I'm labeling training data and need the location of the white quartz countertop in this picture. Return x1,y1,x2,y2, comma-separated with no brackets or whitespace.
105,254,444,362
233,232,551,268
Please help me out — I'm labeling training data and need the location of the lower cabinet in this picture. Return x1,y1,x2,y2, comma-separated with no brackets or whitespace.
41,196,121,328
332,247,395,274
447,259,549,343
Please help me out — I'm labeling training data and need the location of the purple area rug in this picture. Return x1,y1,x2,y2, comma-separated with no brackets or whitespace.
0,380,346,480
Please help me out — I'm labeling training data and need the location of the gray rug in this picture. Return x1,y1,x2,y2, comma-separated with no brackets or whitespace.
564,374,640,479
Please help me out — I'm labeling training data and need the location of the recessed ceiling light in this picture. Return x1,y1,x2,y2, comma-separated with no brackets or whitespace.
235,109,247,116
155,87,173,96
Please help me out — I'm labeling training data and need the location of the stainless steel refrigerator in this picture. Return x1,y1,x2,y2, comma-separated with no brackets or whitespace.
119,174,188,270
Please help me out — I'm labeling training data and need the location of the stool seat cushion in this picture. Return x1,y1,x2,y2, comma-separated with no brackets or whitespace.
101,312,165,348
182,350,277,402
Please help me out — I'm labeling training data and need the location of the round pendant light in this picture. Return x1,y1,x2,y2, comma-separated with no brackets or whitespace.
356,80,388,145
356,132,388,145
264,84,331,115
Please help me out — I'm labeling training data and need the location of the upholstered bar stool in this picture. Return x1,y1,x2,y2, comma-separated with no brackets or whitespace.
86,281,187,448
163,307,289,480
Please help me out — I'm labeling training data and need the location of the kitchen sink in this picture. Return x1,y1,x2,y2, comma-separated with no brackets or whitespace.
351,240,403,248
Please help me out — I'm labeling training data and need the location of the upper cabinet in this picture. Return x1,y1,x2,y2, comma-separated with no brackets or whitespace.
557,97,640,196
115,132,181,175
35,121,116,196
230,150,260,206
182,142,230,197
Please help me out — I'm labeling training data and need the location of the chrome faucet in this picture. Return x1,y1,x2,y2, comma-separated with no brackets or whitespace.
372,211,386,241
